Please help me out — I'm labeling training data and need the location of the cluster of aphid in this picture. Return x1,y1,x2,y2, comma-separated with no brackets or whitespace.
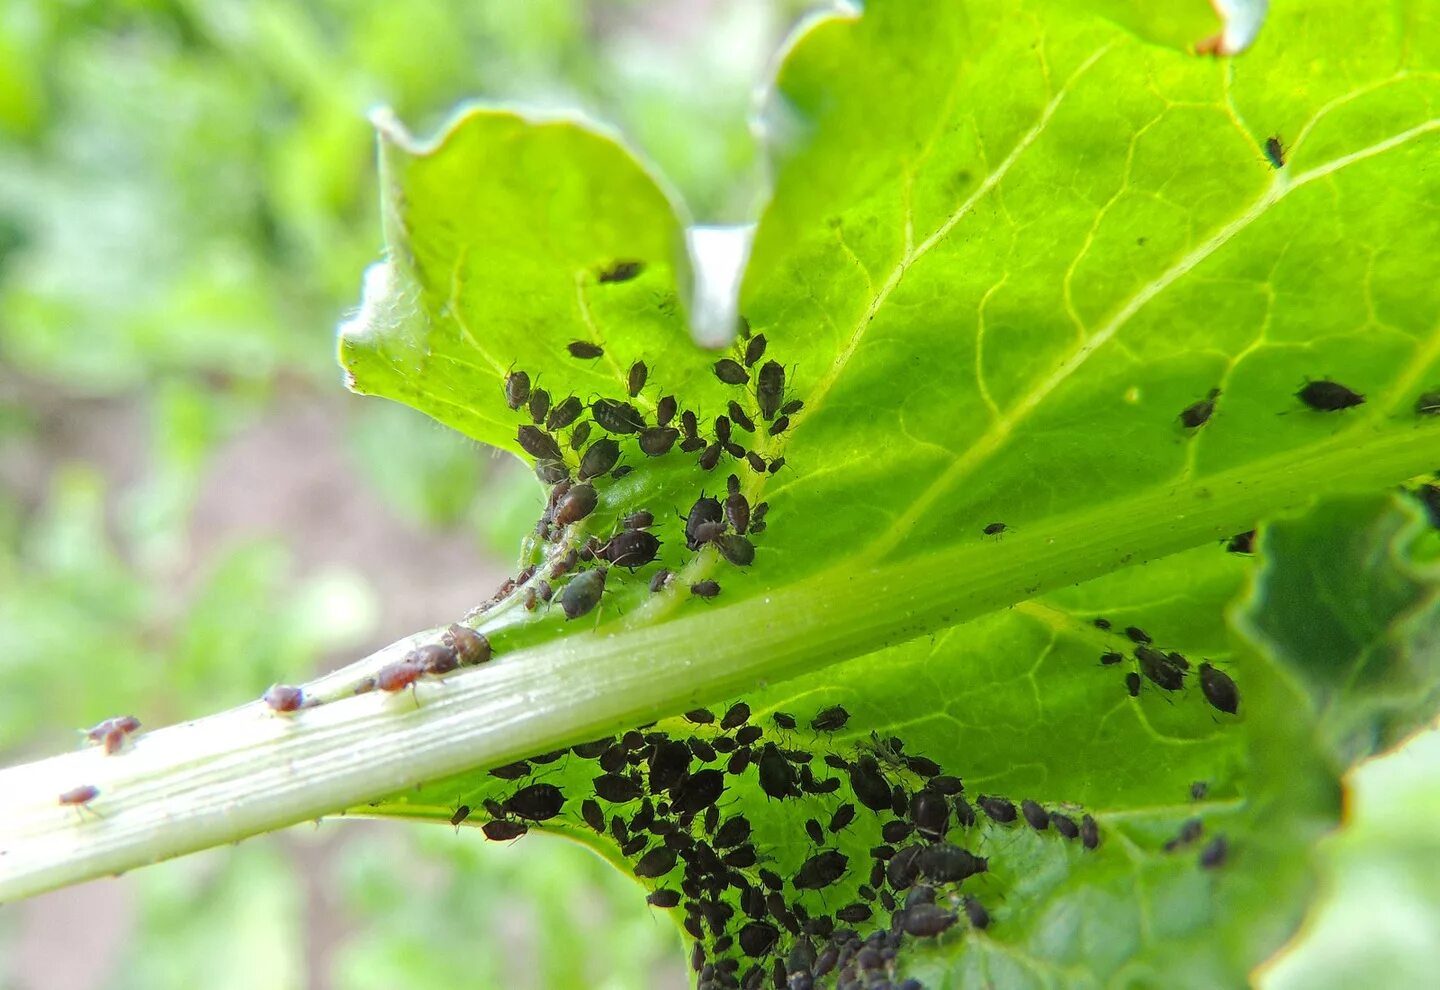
446,702,1139,990
1093,619,1240,714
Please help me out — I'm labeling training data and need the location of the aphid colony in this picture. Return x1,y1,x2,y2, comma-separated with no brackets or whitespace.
454,701,1135,990
1094,618,1240,714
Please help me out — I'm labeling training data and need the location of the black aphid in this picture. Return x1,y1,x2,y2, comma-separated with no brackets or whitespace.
771,711,796,730
1125,626,1151,644
976,795,1017,823
699,443,722,471
639,427,678,457
671,769,725,814
506,783,565,821
1052,812,1079,839
1081,814,1099,849
624,361,648,397
715,815,751,849
745,451,766,473
568,420,591,451
482,820,529,841
1180,388,1221,429
769,416,789,436
679,436,706,453
736,921,779,958
1125,672,1141,697
902,902,957,939
633,845,677,878
685,496,724,548
1263,136,1285,169
684,708,714,725
905,754,942,776
649,569,673,593
593,773,643,803
1021,799,1050,831
916,843,988,883
1094,617,1112,631
744,334,767,367
727,401,755,433
756,361,785,419
714,359,749,385
758,743,798,800
649,740,692,793
1198,661,1240,714
517,424,564,462
1199,835,1228,869
1137,645,1185,691
886,845,923,890
714,533,756,566
590,397,645,433
767,457,785,474
554,483,598,526
882,821,914,843
1227,529,1256,554
849,755,891,811
720,702,751,729
1166,650,1191,670
534,458,568,486
954,795,976,827
578,437,621,480
647,889,680,909
560,567,607,620
780,399,803,416
600,529,661,569
712,416,732,446
805,818,824,844
572,738,611,759
449,805,471,827
542,396,580,432
1100,651,1124,665
793,850,848,890
527,387,551,425
836,904,872,924
1416,391,1440,416
811,705,850,732
909,789,951,839
690,579,721,600
962,896,991,930
581,799,604,832
1297,379,1365,411
504,370,530,410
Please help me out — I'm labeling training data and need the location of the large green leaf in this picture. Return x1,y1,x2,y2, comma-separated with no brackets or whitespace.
327,0,1440,983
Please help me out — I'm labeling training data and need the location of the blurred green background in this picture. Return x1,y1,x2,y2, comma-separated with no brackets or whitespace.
0,1,808,987
1,2,1437,989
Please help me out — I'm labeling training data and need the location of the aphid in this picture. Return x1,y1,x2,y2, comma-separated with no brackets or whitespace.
1180,388,1221,429
1137,645,1185,691
445,624,492,665
727,401,755,433
1165,817,1204,852
593,773,644,803
962,896,991,930
882,820,914,843
909,789,951,839
1125,672,1141,697
1080,814,1100,850
721,702,751,729
528,387,551,424
506,783,566,821
599,529,661,569
714,533,755,566
768,416,789,436
568,341,604,359
679,409,699,439
537,580,554,603
727,748,751,775
1263,135,1285,169
482,819,531,843
517,424,564,462
886,845,923,890
678,436,706,453
648,740,692,792
713,416,733,446
647,889,680,908
780,399,804,416
573,442,617,485
1297,379,1365,411
744,334,767,367
1052,812,1079,839
1166,650,1191,671
655,395,677,427
633,845,678,878
671,769,725,814
736,921,779,958
1094,617,1112,631
590,398,646,434
745,451,766,473
560,567,608,620
976,795,1017,823
1227,529,1256,554
1021,799,1050,831
86,715,142,755
639,427,678,456
555,483,598,526
695,443,720,471
836,903,873,924
916,843,988,883
488,760,532,780
771,711,796,730
805,818,825,844
758,743,798,800
714,359,749,385
572,738,611,759
1125,626,1151,644
811,705,850,732
1200,835,1229,868
549,549,579,580
59,784,99,809
715,815,752,849
1100,651,1124,665
414,643,460,675
263,683,305,713
599,260,643,283
1191,781,1209,801
568,421,591,450
1416,391,1440,416
756,361,785,419
683,708,713,725
581,798,605,832
449,805,471,827
691,579,721,599
626,361,648,398
504,370,531,411
767,457,786,474
546,395,582,432
954,795,976,827
1198,661,1240,714
901,902,957,939
610,465,632,480
848,755,891,811
793,849,848,890
376,659,424,694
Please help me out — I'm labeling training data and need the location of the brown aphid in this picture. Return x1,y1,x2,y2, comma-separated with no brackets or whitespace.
723,441,746,460
561,567,608,620
578,438,621,481
743,334,767,367
627,361,648,397
768,416,789,436
59,785,99,809
444,624,492,665
517,425,564,462
555,483,598,526
691,580,721,599
678,436,706,453
1180,388,1220,429
527,387,551,424
353,676,376,695
745,451,766,473
780,399,803,416
414,644,460,675
537,580,554,602
590,398,645,434
767,457,786,474
639,427,678,457
503,370,530,411
714,533,755,566
727,401,755,433
699,444,722,471
656,395,677,426
756,361,785,419
533,459,568,486
482,820,530,841
649,569,674,593
714,359,749,385
599,529,662,569
450,804,471,827
714,415,732,445
376,659,424,694
263,683,305,713
546,395,583,431
622,510,654,529
725,492,750,534
568,341,604,359
679,409,698,440
568,421,591,451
